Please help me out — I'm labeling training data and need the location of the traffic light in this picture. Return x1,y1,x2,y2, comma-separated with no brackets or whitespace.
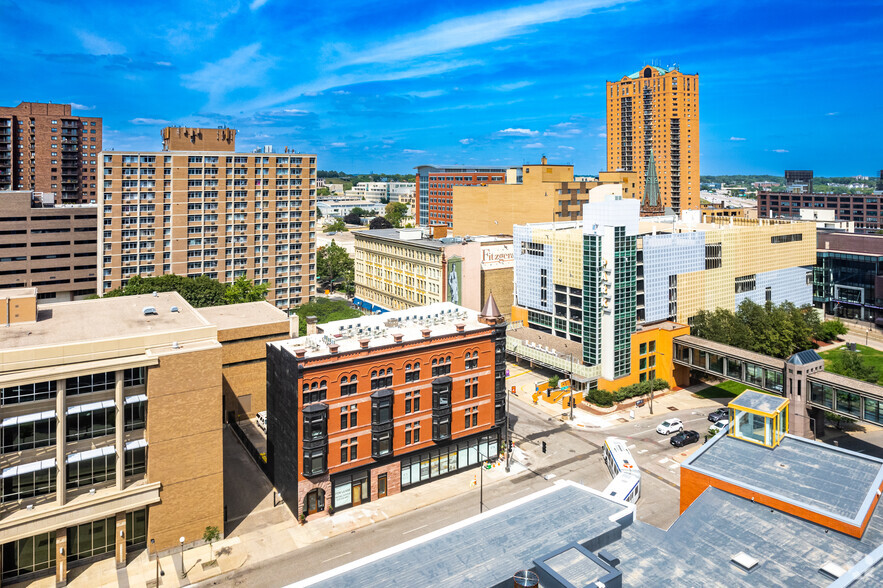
542,441,547,454
508,440,513,452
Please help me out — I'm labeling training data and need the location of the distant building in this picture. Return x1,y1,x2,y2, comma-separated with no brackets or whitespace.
450,159,638,237
759,169,883,233
814,231,883,324
100,128,317,310
353,229,513,318
0,190,97,302
267,298,507,517
607,66,699,212
347,182,415,203
415,165,518,228
317,200,385,218
0,290,290,584
700,205,756,220
0,102,102,203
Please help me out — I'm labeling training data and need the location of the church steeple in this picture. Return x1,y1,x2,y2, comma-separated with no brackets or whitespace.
478,292,505,326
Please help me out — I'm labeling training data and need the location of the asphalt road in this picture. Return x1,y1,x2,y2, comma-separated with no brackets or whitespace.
208,396,721,588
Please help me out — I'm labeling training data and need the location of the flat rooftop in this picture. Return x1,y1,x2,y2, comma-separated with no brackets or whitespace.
682,433,883,522
0,287,37,300
294,482,630,588
0,292,210,350
273,303,489,360
729,389,787,414
197,301,289,331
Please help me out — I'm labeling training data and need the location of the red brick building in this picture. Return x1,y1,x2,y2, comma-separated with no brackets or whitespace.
267,296,507,517
0,102,102,203
415,165,516,228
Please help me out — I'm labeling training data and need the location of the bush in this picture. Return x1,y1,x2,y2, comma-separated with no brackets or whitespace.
585,388,614,407
611,378,669,403
548,375,560,389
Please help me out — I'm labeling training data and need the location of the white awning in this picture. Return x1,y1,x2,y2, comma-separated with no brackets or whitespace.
2,458,56,479
66,445,115,464
124,394,148,405
66,399,115,416
125,439,147,451
1,410,56,427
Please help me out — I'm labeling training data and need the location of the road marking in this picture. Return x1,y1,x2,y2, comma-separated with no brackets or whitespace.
507,369,532,379
543,473,556,480
658,458,670,464
402,524,428,536
321,551,352,563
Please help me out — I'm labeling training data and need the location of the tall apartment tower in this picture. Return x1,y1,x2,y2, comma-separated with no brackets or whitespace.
606,66,699,213
0,102,102,203
100,127,317,310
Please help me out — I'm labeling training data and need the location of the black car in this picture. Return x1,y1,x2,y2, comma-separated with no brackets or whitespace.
670,430,700,448
707,407,728,423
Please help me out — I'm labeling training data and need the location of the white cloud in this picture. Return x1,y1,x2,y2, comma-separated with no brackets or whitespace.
155,61,173,67
459,138,474,145
772,149,789,153
182,43,274,104
494,81,534,92
729,136,746,141
381,139,396,145
598,132,607,138
250,0,270,9
558,145,575,150
330,142,347,148
403,149,426,154
342,0,631,65
76,31,125,55
524,142,544,148
332,90,351,95
130,118,172,125
544,122,582,137
498,128,539,137
70,103,94,111
826,112,839,116
282,108,310,115
406,89,446,98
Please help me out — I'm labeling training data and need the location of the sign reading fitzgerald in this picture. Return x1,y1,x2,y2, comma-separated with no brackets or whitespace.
481,244,514,269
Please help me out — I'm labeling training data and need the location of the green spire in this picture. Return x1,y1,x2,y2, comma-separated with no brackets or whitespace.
644,150,660,207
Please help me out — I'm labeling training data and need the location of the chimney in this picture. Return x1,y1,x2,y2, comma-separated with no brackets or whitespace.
306,316,318,335
289,314,300,338
421,328,432,339
359,338,370,349
293,348,306,359
328,344,339,355
455,323,465,333
392,333,404,343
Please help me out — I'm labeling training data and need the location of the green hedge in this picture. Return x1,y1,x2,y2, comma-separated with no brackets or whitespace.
584,378,669,407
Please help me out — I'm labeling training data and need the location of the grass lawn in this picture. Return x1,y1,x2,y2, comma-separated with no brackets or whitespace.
818,344,883,384
693,379,763,400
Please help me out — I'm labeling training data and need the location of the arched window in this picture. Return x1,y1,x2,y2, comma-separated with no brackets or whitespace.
465,350,478,370
405,362,421,383
303,380,327,404
371,368,393,390
341,374,358,396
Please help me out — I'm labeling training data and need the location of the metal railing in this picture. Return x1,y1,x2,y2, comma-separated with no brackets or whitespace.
505,337,601,380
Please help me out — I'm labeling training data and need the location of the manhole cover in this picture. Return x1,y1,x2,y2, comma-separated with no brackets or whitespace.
667,406,678,411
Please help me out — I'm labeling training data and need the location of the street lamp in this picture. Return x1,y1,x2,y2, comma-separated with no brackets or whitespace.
150,539,164,588
567,353,574,421
179,537,185,579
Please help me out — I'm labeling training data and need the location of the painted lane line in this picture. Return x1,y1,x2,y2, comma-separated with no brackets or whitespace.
402,524,428,536
321,551,352,564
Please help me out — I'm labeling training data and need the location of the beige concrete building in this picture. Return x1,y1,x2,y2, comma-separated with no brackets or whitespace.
0,191,98,303
353,229,513,319
99,128,317,310
451,159,635,236
0,290,289,584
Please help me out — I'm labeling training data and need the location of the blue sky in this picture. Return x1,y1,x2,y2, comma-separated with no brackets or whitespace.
3,0,882,175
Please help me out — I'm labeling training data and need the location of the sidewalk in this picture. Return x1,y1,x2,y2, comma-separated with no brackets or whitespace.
18,454,524,588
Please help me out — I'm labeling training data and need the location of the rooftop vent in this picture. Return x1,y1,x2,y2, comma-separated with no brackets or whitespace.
142,306,158,316
153,291,158,297
172,341,180,349
170,306,179,313
731,552,758,571
819,562,846,579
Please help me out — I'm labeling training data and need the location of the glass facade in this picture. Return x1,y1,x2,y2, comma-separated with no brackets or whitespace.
68,516,115,562
400,431,499,488
1,532,55,581
612,227,637,378
582,235,601,366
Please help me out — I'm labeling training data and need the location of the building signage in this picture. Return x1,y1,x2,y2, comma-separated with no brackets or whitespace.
480,244,514,269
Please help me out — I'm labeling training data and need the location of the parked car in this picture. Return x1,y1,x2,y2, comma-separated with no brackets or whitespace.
709,419,730,435
671,430,700,447
656,418,684,435
708,407,729,423
256,411,268,433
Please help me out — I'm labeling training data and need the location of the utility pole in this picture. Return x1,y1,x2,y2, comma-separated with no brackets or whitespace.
649,377,655,415
505,382,511,473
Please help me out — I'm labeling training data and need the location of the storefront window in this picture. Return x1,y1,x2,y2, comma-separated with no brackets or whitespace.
68,516,115,562
1,532,55,581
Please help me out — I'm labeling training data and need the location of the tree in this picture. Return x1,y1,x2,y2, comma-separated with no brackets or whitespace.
102,274,227,308
224,275,268,304
324,218,346,232
350,207,370,217
203,525,221,563
293,298,362,336
343,213,362,226
385,202,408,227
816,320,847,342
548,375,560,389
828,348,880,384
317,187,331,196
317,241,355,295
369,216,394,230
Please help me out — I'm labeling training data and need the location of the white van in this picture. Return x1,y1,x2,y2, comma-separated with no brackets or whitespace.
256,411,268,433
